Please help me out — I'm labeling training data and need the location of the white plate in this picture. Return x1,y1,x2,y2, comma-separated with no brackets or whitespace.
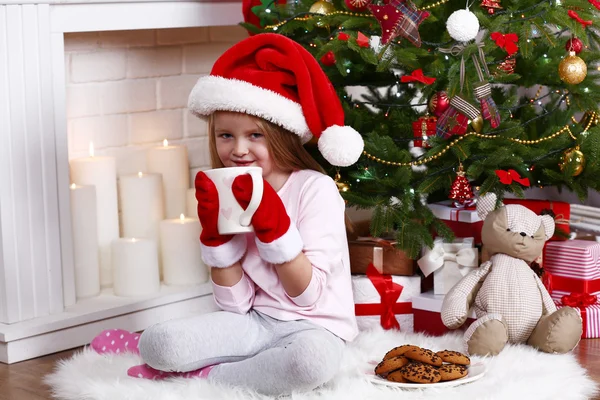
367,362,487,389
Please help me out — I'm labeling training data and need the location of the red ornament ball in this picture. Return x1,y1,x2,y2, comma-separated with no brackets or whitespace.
429,91,450,117
320,51,336,66
565,37,583,54
344,0,371,11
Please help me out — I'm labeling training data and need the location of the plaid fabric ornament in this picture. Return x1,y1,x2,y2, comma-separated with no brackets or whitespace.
368,0,429,47
412,115,437,147
472,54,501,128
436,95,480,139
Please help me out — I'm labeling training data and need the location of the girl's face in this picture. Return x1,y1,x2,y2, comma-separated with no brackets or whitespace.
214,111,289,190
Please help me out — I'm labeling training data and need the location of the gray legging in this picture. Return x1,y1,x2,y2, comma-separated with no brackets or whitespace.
138,310,346,396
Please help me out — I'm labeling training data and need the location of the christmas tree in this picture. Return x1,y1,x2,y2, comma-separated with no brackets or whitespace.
243,0,600,258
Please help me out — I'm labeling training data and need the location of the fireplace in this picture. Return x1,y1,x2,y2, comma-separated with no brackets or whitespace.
0,0,243,363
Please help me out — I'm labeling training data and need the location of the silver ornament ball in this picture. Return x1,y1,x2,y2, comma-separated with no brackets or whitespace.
446,9,480,42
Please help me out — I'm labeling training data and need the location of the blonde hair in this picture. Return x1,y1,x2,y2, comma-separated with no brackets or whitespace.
207,111,325,174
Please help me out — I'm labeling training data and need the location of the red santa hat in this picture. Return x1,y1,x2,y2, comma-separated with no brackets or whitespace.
188,33,364,167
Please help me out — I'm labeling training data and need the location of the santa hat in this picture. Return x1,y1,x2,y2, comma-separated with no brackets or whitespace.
188,33,364,167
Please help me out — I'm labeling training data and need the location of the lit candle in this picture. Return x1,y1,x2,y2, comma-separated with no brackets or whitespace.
69,142,119,288
146,139,189,219
118,172,164,240
159,213,207,286
186,187,197,219
69,183,100,299
111,238,160,297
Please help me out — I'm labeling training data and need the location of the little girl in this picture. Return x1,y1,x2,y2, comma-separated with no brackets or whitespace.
90,33,364,395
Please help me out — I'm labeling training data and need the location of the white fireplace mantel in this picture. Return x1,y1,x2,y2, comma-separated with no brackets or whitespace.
0,0,241,363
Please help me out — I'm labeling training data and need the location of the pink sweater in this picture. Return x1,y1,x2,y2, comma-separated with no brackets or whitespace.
211,169,358,342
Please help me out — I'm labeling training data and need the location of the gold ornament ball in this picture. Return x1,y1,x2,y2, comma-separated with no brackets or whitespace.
309,0,336,15
560,147,585,176
470,115,484,133
558,52,587,85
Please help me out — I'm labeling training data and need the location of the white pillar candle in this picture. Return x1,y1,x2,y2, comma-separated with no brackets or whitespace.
70,143,119,288
70,184,100,299
147,139,189,219
119,172,164,240
186,187,197,219
111,238,160,297
160,214,208,286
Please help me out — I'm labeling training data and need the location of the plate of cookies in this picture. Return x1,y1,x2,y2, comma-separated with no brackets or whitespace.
367,345,486,388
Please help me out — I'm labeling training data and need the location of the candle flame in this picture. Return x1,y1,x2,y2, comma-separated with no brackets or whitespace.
89,142,95,157
163,139,169,147
179,213,185,221
138,172,143,178
70,183,76,189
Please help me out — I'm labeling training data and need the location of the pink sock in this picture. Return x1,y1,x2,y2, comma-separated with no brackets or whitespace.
127,364,215,380
90,329,141,355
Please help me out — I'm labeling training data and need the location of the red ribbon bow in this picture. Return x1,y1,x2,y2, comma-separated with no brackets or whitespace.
495,169,530,187
354,263,413,330
561,292,598,308
589,0,600,11
490,32,519,56
401,69,436,85
568,10,593,28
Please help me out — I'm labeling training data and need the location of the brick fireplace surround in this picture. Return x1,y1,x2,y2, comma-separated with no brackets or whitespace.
0,0,243,363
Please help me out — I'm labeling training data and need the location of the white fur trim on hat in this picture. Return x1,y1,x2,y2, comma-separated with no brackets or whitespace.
188,75,312,142
255,223,303,264
200,234,247,268
318,125,364,167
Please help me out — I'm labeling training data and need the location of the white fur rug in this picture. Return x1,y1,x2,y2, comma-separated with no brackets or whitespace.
45,328,598,400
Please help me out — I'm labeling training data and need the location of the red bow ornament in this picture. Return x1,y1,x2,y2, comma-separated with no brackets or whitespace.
562,292,598,308
354,263,413,330
401,69,436,85
495,169,530,187
568,10,593,28
490,32,519,56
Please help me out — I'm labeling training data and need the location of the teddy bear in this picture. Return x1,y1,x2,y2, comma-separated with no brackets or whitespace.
441,193,583,356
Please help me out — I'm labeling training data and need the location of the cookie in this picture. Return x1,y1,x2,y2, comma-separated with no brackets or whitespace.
383,345,421,360
403,348,443,367
386,369,411,383
436,350,471,366
374,355,410,376
399,362,441,384
438,364,468,381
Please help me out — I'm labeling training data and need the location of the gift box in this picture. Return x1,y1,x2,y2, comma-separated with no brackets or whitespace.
412,116,437,148
412,291,476,336
349,237,415,276
555,293,600,339
417,237,478,295
429,201,483,244
352,260,420,332
543,240,600,302
503,199,569,241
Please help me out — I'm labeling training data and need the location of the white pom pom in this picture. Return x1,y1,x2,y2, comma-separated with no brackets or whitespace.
446,9,479,42
318,125,364,167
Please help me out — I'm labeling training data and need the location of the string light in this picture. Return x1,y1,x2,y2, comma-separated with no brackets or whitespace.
362,126,577,167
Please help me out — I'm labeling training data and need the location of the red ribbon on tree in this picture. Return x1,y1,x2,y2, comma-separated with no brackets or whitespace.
490,32,519,56
568,10,593,28
354,263,413,330
401,69,436,85
495,169,530,186
589,0,600,11
560,292,598,338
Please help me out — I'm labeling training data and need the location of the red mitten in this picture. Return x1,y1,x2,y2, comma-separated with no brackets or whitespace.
232,175,303,264
195,172,246,268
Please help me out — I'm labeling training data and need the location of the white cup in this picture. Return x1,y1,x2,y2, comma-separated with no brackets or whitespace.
202,166,264,235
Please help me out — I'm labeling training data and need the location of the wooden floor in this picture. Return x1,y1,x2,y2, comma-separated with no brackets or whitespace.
1,339,600,400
